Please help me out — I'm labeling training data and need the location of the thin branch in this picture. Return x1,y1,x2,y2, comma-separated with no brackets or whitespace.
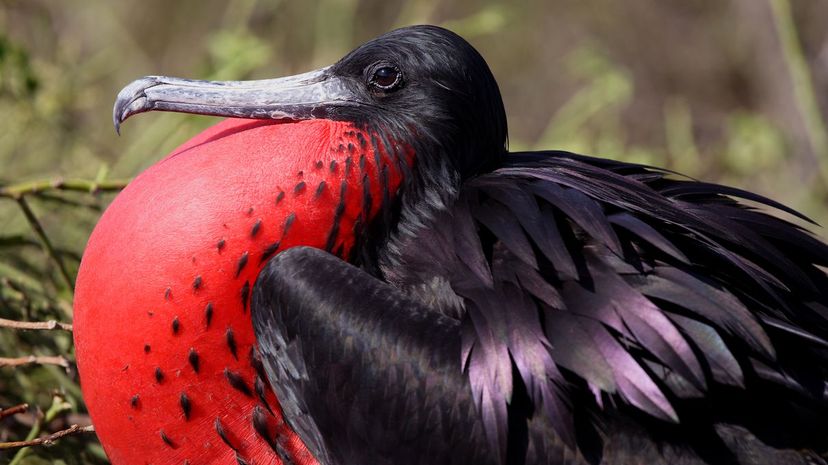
768,0,828,187
9,396,74,465
0,317,72,331
0,424,95,450
0,178,130,199
0,355,70,369
34,192,104,211
15,197,75,293
0,404,29,420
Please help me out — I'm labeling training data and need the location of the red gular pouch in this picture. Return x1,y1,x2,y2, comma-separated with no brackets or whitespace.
74,118,411,465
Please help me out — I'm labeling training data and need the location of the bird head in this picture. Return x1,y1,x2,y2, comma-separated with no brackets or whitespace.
115,25,507,181
77,25,504,465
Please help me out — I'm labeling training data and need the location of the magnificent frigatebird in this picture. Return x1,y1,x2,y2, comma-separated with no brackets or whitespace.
74,25,828,465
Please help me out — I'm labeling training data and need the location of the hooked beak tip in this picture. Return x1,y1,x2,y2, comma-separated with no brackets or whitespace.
113,110,123,135
112,76,164,135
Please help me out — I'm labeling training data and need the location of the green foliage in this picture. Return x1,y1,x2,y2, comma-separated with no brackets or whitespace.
0,35,39,98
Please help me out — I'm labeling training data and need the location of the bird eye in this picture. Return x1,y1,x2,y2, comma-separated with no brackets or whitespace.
369,66,402,91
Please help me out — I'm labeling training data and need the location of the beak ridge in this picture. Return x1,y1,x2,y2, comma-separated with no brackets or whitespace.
113,67,353,133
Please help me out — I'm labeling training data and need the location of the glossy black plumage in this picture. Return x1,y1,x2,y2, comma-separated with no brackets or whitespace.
248,26,828,465
254,151,828,464
376,151,828,463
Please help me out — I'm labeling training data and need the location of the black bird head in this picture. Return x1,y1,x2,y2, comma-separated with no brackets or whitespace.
328,26,509,177
115,25,508,180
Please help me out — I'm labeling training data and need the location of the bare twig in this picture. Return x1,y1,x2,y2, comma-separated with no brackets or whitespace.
35,192,104,211
0,355,70,369
8,396,75,464
0,424,95,450
768,0,828,187
0,178,130,199
0,404,29,420
15,197,75,293
0,317,72,331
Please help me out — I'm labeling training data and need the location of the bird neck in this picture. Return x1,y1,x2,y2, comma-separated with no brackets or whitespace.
352,139,469,278
343,107,507,276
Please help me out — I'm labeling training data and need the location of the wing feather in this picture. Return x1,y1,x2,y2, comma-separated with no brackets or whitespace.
382,149,828,462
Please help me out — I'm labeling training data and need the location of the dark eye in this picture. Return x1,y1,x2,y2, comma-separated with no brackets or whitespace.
369,66,402,91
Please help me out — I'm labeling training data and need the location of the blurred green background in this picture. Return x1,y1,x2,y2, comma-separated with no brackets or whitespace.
1,0,827,463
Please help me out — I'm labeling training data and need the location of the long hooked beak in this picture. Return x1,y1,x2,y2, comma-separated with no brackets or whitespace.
113,67,356,134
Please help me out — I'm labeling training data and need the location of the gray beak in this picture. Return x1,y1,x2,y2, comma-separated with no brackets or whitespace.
113,67,355,133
